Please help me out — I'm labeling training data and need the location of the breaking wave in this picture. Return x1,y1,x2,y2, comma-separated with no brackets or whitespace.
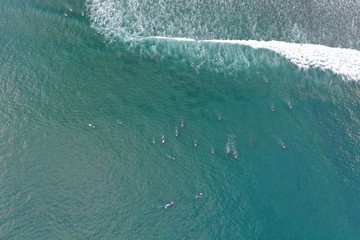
86,0,360,81
150,37,360,81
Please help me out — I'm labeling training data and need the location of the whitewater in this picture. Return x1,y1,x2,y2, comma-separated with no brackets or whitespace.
87,0,360,81
149,37,360,81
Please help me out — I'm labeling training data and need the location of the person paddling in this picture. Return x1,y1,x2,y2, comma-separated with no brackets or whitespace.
164,202,174,209
195,193,203,199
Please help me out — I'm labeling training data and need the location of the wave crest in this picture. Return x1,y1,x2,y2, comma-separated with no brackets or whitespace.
86,0,360,81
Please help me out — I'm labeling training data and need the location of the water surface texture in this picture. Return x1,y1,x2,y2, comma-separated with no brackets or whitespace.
0,0,359,239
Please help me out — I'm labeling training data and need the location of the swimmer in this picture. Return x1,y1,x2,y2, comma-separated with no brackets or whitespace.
88,123,95,128
211,147,215,154
194,140,197,147
164,202,174,209
161,135,165,144
195,193,203,199
152,138,156,144
233,151,238,159
181,121,184,128
280,142,286,149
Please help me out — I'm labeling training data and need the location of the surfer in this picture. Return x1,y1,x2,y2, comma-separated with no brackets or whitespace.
271,103,275,112
165,202,174,209
162,135,165,144
225,144,231,156
288,101,293,109
233,150,238,159
167,154,176,160
195,193,203,199
225,149,230,156
88,123,95,128
181,121,184,128
175,126,179,137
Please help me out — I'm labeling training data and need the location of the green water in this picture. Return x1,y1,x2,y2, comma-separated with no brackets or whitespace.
0,0,359,239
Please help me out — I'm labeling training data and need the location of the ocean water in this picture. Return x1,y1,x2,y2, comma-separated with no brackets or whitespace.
0,0,359,239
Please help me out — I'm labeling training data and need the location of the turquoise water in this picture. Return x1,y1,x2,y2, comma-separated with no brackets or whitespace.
0,0,360,239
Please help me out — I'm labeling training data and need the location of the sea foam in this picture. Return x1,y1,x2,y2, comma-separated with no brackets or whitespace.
151,37,360,81
86,0,360,81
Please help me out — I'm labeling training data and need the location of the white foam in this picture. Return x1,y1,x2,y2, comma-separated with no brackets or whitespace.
87,0,360,81
147,37,360,81
151,36,195,42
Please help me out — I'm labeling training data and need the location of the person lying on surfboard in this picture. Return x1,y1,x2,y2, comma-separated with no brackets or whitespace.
164,202,174,209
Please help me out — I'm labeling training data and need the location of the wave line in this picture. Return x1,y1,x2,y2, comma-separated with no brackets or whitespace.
147,36,360,81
